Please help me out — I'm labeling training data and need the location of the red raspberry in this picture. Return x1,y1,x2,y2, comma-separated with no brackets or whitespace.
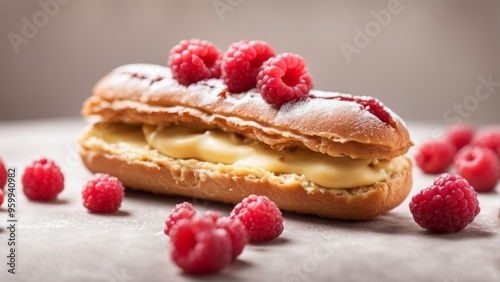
82,173,125,213
454,146,500,192
230,194,284,242
414,139,456,174
0,189,4,207
409,173,480,232
0,158,7,190
221,40,275,93
170,215,232,274
22,158,64,201
164,202,196,236
445,123,474,151
256,53,313,106
471,128,500,159
355,98,390,124
216,217,248,260
334,95,391,123
168,39,222,86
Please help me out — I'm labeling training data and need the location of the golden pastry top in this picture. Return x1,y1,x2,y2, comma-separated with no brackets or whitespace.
82,64,413,160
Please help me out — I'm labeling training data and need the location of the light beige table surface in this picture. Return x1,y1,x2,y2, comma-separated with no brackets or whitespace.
0,118,498,282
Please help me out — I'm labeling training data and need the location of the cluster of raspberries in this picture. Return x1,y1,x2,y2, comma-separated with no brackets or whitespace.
414,124,500,192
168,39,313,106
0,157,124,213
0,157,284,275
0,39,496,277
410,123,500,232
164,195,284,274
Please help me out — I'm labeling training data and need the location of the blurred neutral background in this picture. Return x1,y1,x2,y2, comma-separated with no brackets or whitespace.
1,0,499,124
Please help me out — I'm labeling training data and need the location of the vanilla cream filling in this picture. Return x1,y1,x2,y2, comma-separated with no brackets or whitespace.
87,123,407,189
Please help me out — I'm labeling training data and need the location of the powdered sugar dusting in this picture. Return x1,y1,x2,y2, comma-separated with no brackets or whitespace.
275,90,388,140
226,89,275,117
116,64,171,79
99,64,407,152
307,91,392,124
188,78,227,107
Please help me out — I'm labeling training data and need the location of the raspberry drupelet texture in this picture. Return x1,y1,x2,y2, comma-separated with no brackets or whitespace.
360,99,390,124
203,210,223,223
221,40,275,93
170,215,232,274
0,158,7,190
22,158,64,201
256,53,313,106
216,217,248,260
409,174,480,232
164,202,197,236
168,39,222,86
445,123,474,151
82,173,125,213
165,203,247,261
414,139,456,174
454,146,500,192
230,194,284,242
470,128,500,159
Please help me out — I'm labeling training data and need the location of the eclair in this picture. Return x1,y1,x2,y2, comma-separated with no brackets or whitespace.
78,63,413,220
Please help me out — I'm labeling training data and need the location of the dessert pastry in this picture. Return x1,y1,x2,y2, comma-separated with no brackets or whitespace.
78,63,413,220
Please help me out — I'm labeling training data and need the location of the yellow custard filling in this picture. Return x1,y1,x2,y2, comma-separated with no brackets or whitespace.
86,123,407,189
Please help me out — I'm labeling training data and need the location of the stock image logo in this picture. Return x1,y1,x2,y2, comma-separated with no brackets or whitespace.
6,0,71,54
442,74,500,124
339,0,409,64
213,0,244,21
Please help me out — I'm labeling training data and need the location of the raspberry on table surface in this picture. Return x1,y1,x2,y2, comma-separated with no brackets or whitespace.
0,158,7,190
170,215,233,274
203,210,223,223
409,173,480,232
22,158,64,201
0,189,4,207
445,123,474,151
82,173,124,213
454,146,500,192
165,202,248,262
230,194,284,242
414,139,456,174
216,216,248,260
470,128,500,159
164,202,197,236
